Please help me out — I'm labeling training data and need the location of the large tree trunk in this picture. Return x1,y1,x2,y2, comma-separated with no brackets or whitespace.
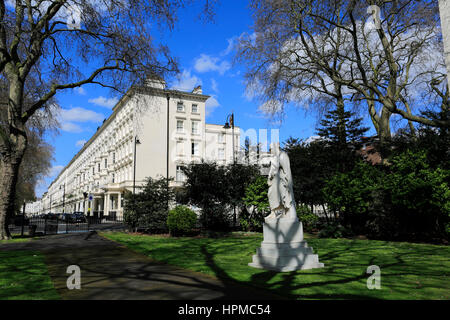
0,78,28,240
378,108,392,144
0,149,26,240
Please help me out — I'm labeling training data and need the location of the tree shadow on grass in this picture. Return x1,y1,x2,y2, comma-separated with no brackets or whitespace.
199,242,379,300
40,240,282,300
0,250,60,300
199,237,450,300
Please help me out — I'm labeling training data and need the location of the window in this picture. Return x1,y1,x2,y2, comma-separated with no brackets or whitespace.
92,167,95,175
191,142,199,156
113,153,116,163
177,120,184,133
112,173,115,183
218,133,225,143
176,166,186,182
192,104,198,113
105,158,108,168
192,121,199,135
218,148,225,160
177,102,185,112
98,163,100,172
176,141,184,156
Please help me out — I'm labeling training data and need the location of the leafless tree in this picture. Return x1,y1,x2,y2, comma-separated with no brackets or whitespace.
237,0,449,144
0,0,216,240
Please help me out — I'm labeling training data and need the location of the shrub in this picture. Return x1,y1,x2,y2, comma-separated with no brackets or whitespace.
181,162,258,232
123,177,174,233
241,175,270,232
380,150,450,241
167,206,198,236
323,161,381,235
323,150,450,241
318,223,350,239
296,205,319,232
200,203,232,232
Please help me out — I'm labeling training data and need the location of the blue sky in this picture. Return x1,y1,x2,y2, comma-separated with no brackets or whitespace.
38,1,377,198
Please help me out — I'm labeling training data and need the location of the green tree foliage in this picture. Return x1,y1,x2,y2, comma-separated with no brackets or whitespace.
167,206,198,236
323,161,382,235
296,205,319,233
284,107,368,219
317,105,369,172
182,162,258,231
124,177,174,233
241,175,270,232
284,138,332,215
226,163,260,209
324,149,450,241
182,162,229,230
382,150,450,240
318,107,369,145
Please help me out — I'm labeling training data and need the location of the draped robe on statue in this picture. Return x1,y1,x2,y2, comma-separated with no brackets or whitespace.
266,145,297,220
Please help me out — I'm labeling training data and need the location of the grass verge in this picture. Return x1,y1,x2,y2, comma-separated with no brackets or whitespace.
0,250,60,300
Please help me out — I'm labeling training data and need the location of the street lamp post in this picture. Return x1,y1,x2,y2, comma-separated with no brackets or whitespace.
60,184,66,214
60,183,66,233
223,113,236,164
224,113,237,227
133,136,141,195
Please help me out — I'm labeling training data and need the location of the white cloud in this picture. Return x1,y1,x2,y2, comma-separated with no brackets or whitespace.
74,87,86,95
59,107,104,123
305,136,322,144
88,96,119,108
194,54,231,75
57,107,104,133
258,100,283,117
205,96,220,116
211,78,219,93
61,122,84,133
76,140,87,148
171,70,202,92
48,165,64,178
221,37,237,56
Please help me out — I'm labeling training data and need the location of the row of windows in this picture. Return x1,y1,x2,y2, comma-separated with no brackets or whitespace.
177,120,201,134
177,102,199,114
176,141,225,159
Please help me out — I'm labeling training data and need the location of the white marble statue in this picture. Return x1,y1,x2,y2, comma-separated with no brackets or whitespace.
248,142,324,272
266,143,297,221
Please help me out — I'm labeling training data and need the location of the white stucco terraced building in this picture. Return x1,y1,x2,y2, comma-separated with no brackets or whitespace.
440,0,450,80
37,79,241,218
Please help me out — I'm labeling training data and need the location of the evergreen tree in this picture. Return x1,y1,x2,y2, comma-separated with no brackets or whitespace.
316,105,369,172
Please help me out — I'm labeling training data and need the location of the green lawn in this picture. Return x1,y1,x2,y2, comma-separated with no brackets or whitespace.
102,232,450,300
0,251,60,300
0,236,33,245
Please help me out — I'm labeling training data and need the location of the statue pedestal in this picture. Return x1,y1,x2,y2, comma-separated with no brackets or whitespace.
248,219,324,272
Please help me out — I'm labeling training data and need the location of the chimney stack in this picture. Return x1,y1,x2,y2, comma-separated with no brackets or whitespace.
192,85,202,94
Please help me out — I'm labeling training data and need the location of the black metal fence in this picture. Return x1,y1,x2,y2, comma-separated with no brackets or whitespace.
8,214,126,237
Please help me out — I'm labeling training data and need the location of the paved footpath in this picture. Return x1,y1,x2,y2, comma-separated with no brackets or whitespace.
0,232,284,300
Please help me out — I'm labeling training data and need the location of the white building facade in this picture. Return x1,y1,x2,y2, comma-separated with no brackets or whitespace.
440,0,450,80
36,80,240,218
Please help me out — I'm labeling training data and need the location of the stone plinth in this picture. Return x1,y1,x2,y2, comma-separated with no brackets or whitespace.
248,219,324,272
